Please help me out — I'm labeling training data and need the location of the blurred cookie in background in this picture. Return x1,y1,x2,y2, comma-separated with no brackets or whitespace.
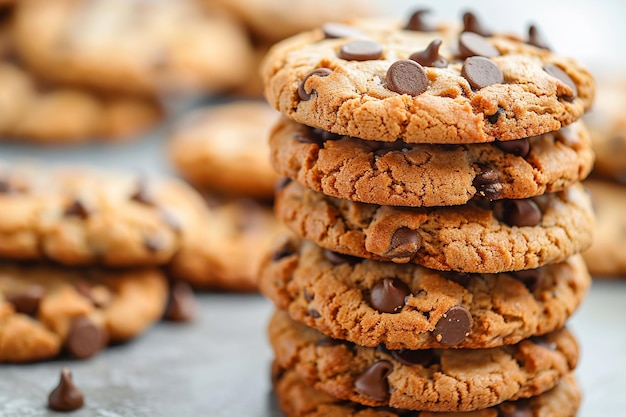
169,101,281,201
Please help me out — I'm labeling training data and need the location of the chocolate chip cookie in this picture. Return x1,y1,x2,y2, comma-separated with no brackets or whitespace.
0,264,168,362
269,310,578,412
261,16,595,144
0,166,209,267
274,180,595,272
273,365,581,417
260,235,590,349
169,101,281,200
270,117,594,207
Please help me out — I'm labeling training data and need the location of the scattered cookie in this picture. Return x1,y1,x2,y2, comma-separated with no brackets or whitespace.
270,117,594,207
260,235,590,349
169,101,281,200
274,180,595,273
48,368,84,412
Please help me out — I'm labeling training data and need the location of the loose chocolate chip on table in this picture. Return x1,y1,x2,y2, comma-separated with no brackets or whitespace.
385,227,421,259
458,32,499,59
386,59,429,96
495,138,531,157
391,348,435,367
64,198,91,219
66,316,107,359
461,56,503,89
7,286,45,315
322,23,365,39
354,360,393,401
473,165,503,200
339,40,383,61
510,268,544,292
528,24,551,50
48,368,84,412
297,68,333,101
462,11,491,36
324,249,361,265
370,278,411,313
409,39,448,68
405,9,435,32
433,305,473,345
495,199,543,227
543,64,578,100
164,281,196,322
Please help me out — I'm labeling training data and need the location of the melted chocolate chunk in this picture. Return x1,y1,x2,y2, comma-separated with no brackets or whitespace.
370,278,411,313
324,249,361,265
391,348,435,367
48,368,84,412
405,9,435,32
433,305,472,345
298,68,333,101
322,23,365,39
385,227,421,259
7,286,45,316
64,198,91,219
462,56,503,89
354,360,393,401
409,39,448,68
495,138,531,157
386,59,428,96
462,11,491,36
339,40,383,61
487,107,505,124
543,64,578,100
495,199,543,227
510,268,544,292
458,32,499,58
528,24,551,50
473,165,502,200
164,281,196,322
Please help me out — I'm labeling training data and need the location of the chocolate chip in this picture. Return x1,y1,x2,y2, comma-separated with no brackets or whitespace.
48,368,84,412
409,39,448,68
385,227,421,259
405,9,435,32
433,305,472,345
354,360,393,402
64,198,91,219
385,59,428,96
498,400,533,417
131,179,155,205
272,242,295,261
311,128,343,142
164,281,196,322
324,249,361,265
7,286,45,315
461,56,503,89
144,235,165,252
274,177,292,192
66,316,107,359
495,199,543,227
487,107,504,124
439,271,473,288
370,278,410,314
303,289,314,302
495,138,531,157
530,335,557,351
543,64,577,100
339,40,383,61
298,68,333,101
462,11,491,36
308,309,321,318
458,32,499,59
391,349,435,367
322,23,365,39
473,165,502,200
74,282,112,309
316,336,351,347
528,24,551,50
510,268,544,292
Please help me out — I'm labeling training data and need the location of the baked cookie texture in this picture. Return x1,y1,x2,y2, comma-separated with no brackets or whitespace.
269,310,578,412
169,101,281,200
0,166,209,267
273,366,581,417
270,117,594,207
260,235,590,350
0,264,168,363
275,180,594,272
13,0,254,96
261,19,595,144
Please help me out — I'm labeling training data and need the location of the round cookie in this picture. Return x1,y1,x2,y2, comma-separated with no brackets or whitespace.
13,0,254,96
273,366,581,417
582,180,626,277
169,101,281,200
269,310,578,412
261,16,595,144
260,235,590,350
0,166,209,267
270,117,594,207
275,180,595,273
0,264,168,362
170,197,286,292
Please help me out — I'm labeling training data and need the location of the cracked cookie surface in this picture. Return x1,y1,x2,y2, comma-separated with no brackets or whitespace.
260,235,590,349
270,117,594,207
269,310,578,412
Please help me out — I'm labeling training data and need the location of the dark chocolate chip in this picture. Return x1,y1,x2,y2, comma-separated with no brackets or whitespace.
370,278,411,314
530,335,557,351
303,289,314,302
405,9,435,32
316,336,351,347
272,242,295,261
528,24,551,50
386,59,428,96
391,349,435,367
458,32,499,58
487,107,504,124
461,56,503,89
543,64,577,100
339,40,383,61
144,235,165,252
308,309,321,318
462,11,491,36
385,227,421,259
354,360,393,402
7,286,45,315
510,268,544,292
324,249,361,265
495,199,543,227
164,281,196,322
131,179,155,205
473,165,502,200
274,177,292,192
439,271,473,288
498,399,533,417
409,39,448,68
48,368,84,412
311,128,343,142
64,198,91,219
322,23,365,39
66,316,107,359
495,138,531,157
294,132,324,145
433,305,472,345
298,68,333,101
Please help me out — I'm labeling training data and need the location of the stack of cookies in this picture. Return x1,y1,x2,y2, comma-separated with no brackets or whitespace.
259,11,596,417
